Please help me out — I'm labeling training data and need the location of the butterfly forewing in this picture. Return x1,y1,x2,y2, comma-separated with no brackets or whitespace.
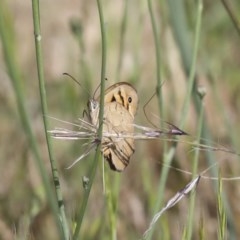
103,82,138,117
89,82,138,171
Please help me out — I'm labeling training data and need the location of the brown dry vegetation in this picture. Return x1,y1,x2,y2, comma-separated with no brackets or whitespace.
1,0,240,239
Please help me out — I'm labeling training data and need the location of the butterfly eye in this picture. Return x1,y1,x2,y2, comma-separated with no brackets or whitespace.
128,97,132,103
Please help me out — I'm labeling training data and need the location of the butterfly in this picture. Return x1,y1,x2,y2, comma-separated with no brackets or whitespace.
50,79,187,171
88,82,138,171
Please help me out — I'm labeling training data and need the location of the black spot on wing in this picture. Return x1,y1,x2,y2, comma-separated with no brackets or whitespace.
105,152,115,170
111,95,116,102
118,90,126,108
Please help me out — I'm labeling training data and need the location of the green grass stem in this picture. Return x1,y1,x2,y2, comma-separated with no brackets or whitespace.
220,0,240,37
184,88,205,240
217,172,227,240
0,1,66,238
31,0,69,238
146,1,203,239
115,0,128,83
147,0,163,119
167,0,236,238
72,0,107,238
179,0,202,128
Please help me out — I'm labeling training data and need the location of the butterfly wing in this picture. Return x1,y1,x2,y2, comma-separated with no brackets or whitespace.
91,82,138,171
103,82,139,118
102,102,135,171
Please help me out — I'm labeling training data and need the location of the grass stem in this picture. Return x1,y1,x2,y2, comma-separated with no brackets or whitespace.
73,0,107,238
31,0,69,238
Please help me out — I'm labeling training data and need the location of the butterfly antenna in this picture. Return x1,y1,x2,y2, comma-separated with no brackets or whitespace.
63,72,91,98
93,77,108,99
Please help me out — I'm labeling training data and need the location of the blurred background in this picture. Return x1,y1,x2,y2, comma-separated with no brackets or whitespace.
1,0,240,239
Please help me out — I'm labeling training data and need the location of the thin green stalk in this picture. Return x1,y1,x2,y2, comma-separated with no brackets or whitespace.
104,171,121,240
180,0,203,128
105,173,118,240
111,0,129,232
220,0,240,37
167,0,192,73
116,0,128,82
31,0,69,238
198,217,205,240
0,1,65,238
147,0,163,118
185,88,205,240
179,0,202,128
209,79,240,237
167,0,236,238
146,1,166,237
70,19,92,92
217,172,227,240
73,0,107,238
201,128,236,239
147,1,202,239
